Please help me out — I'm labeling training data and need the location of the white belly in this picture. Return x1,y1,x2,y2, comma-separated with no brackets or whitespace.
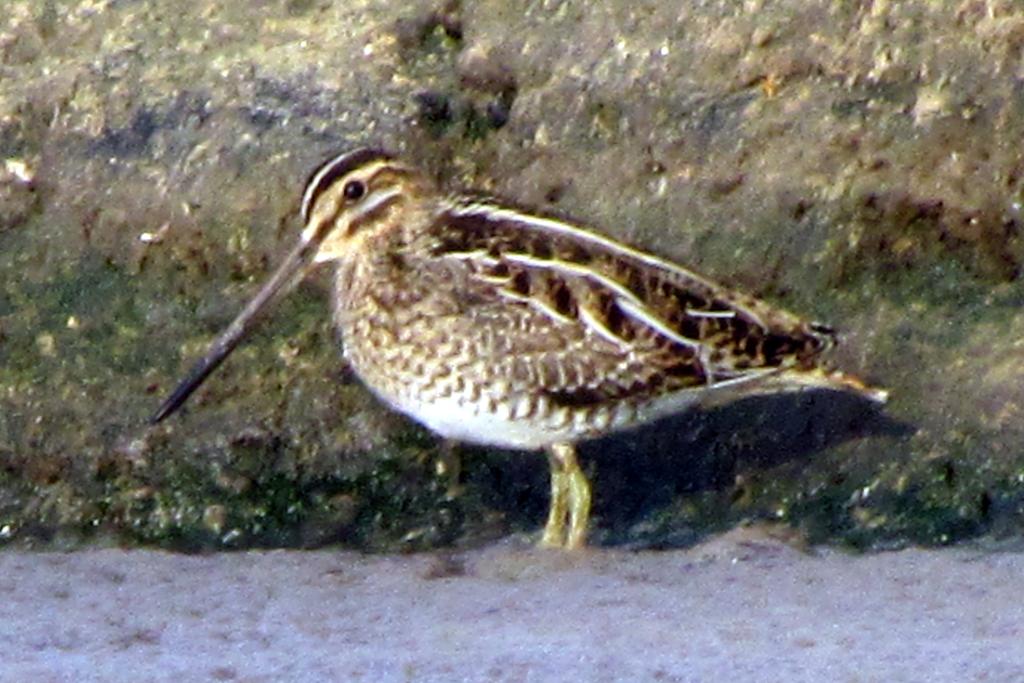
376,390,574,450
366,382,707,451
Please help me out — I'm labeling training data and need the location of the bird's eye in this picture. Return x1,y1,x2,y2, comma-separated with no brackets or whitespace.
343,180,365,201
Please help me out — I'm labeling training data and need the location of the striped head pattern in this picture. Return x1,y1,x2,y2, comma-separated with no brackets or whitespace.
299,148,430,263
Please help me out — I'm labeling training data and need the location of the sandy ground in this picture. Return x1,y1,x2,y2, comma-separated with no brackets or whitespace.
1,531,1021,683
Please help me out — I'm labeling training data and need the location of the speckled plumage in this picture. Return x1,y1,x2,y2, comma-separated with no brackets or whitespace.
153,148,886,549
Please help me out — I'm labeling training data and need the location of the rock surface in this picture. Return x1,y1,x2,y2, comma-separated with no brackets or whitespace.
0,0,1023,549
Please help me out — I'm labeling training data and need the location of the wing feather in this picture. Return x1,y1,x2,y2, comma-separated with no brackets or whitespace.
414,199,835,408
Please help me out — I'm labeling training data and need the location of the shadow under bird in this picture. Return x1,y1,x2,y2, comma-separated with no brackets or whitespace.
151,148,887,549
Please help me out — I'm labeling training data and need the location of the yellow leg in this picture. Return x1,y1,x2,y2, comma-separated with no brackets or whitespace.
540,450,569,547
564,447,591,550
416,441,464,500
541,443,590,549
435,441,463,500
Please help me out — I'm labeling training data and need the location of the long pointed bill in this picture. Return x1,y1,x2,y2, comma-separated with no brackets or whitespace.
149,235,321,424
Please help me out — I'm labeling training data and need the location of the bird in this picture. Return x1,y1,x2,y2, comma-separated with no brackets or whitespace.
150,147,887,550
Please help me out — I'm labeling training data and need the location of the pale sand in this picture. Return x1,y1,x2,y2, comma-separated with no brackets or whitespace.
2,530,1021,682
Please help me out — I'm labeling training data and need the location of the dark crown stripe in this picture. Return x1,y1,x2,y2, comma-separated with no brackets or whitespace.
301,148,394,222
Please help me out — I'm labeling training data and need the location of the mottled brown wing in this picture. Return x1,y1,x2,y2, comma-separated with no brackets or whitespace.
418,199,835,409
404,256,699,408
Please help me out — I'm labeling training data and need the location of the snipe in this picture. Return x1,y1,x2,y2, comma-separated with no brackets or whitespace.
151,148,886,549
